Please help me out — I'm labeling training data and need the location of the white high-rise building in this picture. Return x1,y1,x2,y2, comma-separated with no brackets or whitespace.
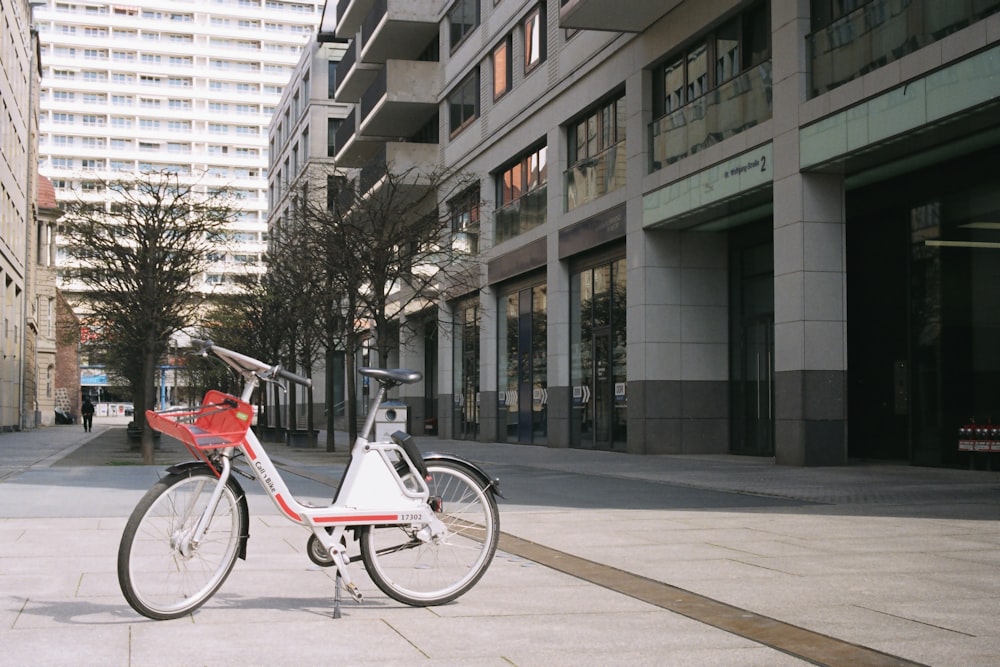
33,0,324,293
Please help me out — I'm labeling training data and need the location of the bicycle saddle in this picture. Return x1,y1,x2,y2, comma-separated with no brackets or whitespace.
358,367,422,386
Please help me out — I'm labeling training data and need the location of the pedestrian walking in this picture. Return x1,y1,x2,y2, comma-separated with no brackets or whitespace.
81,397,95,432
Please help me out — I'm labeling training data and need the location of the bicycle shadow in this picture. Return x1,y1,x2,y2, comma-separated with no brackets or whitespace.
9,593,397,627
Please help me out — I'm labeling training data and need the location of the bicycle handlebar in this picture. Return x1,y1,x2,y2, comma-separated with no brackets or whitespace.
190,338,312,388
275,366,311,387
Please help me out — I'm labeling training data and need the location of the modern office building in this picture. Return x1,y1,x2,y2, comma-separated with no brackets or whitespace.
33,0,325,296
328,0,1000,467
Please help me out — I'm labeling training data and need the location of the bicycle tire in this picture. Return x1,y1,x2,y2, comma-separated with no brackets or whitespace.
359,460,499,606
118,466,246,620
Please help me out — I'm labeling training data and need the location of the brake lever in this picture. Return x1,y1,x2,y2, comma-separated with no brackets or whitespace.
255,371,287,393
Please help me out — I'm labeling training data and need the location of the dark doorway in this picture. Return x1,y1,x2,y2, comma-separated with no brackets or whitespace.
846,208,910,460
729,224,775,456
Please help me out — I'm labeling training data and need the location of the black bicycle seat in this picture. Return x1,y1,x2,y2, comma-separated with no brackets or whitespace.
358,367,422,386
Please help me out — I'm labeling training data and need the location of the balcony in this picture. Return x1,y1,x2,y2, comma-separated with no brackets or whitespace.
359,60,440,139
334,108,381,166
496,186,547,245
357,141,440,200
335,38,380,103
565,142,626,211
650,61,772,171
335,0,376,39
360,0,444,64
559,0,681,33
807,0,1000,98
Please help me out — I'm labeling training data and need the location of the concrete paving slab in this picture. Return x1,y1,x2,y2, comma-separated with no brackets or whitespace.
2,423,999,665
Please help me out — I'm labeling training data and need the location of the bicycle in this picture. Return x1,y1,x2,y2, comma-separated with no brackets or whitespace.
117,339,501,620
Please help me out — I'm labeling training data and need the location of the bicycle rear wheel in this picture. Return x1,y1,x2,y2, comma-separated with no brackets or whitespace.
360,460,499,606
118,466,246,620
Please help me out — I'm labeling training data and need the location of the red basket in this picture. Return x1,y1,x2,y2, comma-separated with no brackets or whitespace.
146,390,253,460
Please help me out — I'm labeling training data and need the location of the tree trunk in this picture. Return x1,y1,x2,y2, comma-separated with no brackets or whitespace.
346,329,358,444
140,346,157,464
325,344,337,452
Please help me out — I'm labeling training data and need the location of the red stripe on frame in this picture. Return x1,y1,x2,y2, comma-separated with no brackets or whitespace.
243,440,257,461
313,514,399,524
275,494,301,522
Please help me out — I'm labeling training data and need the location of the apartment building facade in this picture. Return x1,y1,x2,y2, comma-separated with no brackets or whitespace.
33,0,325,297
332,0,999,467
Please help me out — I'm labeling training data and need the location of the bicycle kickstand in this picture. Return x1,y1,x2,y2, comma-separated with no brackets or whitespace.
333,571,343,619
331,553,363,619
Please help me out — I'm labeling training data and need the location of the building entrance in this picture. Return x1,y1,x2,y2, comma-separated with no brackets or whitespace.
452,301,479,440
729,229,774,456
570,257,627,451
848,151,1000,466
498,284,547,444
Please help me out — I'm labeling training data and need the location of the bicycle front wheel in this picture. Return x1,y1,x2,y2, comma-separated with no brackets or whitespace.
118,466,246,620
360,460,499,606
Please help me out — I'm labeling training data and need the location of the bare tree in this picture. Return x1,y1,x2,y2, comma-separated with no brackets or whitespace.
58,171,238,463
295,162,482,444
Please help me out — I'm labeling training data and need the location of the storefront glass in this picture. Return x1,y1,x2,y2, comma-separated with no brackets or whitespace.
847,155,1000,467
498,284,547,444
452,300,479,440
570,258,627,450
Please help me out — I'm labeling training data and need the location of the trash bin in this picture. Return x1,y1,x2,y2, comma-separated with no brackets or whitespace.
374,400,409,442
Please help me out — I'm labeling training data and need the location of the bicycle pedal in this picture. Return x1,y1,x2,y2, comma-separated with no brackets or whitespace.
345,582,363,603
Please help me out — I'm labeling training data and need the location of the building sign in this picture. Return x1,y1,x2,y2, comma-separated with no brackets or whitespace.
643,142,773,228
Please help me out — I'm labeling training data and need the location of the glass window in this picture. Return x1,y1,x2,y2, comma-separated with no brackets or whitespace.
448,68,480,136
492,35,512,100
568,93,625,165
448,0,479,52
686,43,708,101
662,57,685,114
716,20,739,84
523,6,545,73
570,258,627,450
453,300,481,440
450,185,480,255
498,285,548,444
496,145,547,242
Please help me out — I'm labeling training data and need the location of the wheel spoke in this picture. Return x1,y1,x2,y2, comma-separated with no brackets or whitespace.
118,469,244,620
360,462,498,606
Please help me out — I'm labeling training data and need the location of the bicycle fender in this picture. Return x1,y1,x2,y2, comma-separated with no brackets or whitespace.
422,452,504,499
164,461,251,560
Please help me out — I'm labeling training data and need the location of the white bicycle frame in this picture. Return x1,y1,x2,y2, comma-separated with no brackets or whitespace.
183,342,446,602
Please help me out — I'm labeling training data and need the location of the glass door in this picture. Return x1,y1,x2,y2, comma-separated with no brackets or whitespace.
729,233,775,456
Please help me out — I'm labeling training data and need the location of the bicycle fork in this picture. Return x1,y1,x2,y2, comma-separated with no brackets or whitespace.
179,457,234,555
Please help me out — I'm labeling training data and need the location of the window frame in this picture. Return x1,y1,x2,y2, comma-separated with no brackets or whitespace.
448,0,480,54
449,185,481,254
448,67,481,138
568,92,626,167
496,143,547,209
652,2,770,119
523,4,546,74
492,34,512,101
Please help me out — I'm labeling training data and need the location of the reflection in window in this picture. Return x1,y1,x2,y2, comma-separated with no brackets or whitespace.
523,5,546,73
495,144,547,243
448,0,480,52
448,68,480,136
492,35,512,100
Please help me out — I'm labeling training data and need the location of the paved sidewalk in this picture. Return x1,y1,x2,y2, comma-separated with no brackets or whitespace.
1,418,999,666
